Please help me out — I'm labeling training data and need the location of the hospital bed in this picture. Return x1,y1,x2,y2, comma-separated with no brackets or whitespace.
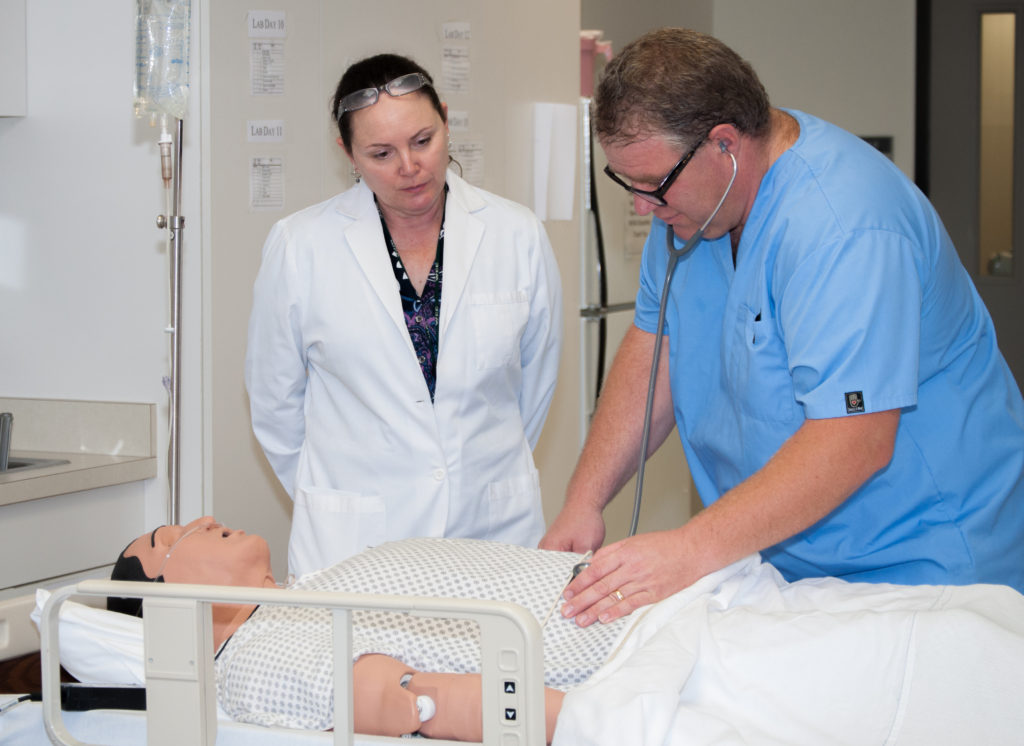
6,554,1024,746
15,578,546,746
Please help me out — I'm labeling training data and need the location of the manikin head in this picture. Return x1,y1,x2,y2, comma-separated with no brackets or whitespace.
109,516,274,616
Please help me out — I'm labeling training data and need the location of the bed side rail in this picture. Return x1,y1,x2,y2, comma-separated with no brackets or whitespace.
40,580,546,746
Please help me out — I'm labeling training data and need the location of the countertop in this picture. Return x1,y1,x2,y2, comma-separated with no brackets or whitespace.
0,397,157,506
0,449,157,506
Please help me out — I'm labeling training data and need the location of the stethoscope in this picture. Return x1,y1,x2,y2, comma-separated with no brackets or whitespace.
627,144,737,537
572,143,739,581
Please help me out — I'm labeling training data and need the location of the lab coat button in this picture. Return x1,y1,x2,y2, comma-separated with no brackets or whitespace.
432,468,445,481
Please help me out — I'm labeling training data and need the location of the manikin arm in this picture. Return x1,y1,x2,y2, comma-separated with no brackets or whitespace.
353,654,564,743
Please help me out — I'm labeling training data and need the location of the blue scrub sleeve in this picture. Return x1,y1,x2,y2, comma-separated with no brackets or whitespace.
780,229,922,418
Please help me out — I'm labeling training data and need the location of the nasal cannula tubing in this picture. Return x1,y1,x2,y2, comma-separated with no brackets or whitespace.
627,147,738,538
157,522,204,577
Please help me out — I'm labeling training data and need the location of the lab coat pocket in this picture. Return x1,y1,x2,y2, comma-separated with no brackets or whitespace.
486,468,545,545
469,291,529,369
291,486,386,572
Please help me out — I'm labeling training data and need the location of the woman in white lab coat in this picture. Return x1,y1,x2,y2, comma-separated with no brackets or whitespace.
245,54,562,577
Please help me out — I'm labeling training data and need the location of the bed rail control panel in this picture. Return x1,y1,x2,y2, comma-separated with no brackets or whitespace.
501,676,520,730
498,652,526,741
40,580,548,746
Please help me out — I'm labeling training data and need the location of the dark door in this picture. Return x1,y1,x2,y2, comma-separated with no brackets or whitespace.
923,0,1024,392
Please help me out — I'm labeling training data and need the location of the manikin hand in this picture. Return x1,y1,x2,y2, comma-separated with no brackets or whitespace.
352,655,423,736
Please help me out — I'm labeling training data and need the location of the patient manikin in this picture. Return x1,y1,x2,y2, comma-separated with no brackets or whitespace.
110,517,622,742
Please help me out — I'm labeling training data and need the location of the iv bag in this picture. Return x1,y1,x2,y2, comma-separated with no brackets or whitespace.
134,0,191,121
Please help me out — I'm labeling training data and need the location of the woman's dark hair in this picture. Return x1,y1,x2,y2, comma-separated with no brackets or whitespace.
107,542,163,617
331,53,446,152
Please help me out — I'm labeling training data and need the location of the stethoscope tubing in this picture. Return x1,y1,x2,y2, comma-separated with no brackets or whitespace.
627,150,737,537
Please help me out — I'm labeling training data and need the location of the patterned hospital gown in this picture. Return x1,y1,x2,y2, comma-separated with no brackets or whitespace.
215,538,629,730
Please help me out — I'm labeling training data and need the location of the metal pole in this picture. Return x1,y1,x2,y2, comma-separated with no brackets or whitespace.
168,117,184,526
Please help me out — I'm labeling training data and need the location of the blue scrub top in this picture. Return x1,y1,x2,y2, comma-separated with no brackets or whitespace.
635,110,1024,592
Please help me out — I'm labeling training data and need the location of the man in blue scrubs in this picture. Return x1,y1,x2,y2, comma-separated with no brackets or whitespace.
542,27,1024,627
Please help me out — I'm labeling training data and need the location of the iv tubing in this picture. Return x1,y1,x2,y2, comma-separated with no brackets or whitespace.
158,116,174,187
628,150,737,537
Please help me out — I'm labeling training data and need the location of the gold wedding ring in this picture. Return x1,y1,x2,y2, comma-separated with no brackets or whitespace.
610,589,625,602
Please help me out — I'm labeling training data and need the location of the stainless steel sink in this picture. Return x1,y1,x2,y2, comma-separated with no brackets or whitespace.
2,456,71,473
0,412,70,473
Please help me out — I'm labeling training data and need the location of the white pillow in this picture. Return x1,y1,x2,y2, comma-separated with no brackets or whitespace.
31,588,146,686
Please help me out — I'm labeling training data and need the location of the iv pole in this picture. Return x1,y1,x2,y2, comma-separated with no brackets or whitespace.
157,118,184,526
137,0,190,528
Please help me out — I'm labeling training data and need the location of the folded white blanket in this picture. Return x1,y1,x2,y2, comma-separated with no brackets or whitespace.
553,555,1024,745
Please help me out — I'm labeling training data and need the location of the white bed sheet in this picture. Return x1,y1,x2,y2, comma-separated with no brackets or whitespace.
553,554,1024,746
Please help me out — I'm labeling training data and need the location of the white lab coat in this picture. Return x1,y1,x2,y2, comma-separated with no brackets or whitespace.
245,171,562,577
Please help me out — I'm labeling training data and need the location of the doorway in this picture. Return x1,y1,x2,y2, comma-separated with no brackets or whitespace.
921,0,1024,392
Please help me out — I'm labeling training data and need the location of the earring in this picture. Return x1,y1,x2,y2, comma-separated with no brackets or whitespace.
351,166,361,182
448,135,453,152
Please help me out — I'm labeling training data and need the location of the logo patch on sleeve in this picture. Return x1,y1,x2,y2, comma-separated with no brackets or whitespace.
845,391,865,413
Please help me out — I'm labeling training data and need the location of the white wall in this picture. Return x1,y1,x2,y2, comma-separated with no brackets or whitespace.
713,0,917,177
0,0,206,581
582,0,712,53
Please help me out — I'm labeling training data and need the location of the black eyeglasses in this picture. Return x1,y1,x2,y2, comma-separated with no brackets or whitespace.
603,133,708,207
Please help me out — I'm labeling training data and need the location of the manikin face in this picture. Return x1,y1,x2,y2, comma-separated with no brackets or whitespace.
343,91,450,222
123,516,273,588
